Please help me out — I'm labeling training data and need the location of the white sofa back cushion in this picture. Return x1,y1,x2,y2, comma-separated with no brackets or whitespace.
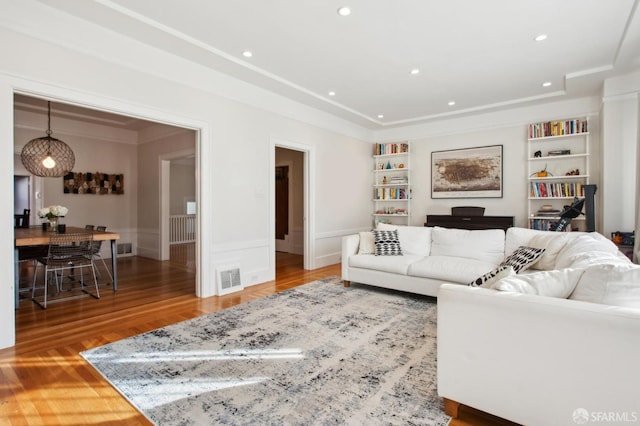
505,227,583,258
492,268,585,298
569,264,640,308
430,227,505,264
555,234,624,269
377,223,431,257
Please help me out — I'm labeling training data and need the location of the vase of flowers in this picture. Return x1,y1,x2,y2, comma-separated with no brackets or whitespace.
38,205,68,232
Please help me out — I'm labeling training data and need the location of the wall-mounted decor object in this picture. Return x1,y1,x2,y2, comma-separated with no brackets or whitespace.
63,172,124,195
431,145,503,199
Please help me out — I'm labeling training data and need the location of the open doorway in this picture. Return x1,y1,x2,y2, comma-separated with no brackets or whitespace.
13,94,200,333
275,148,303,257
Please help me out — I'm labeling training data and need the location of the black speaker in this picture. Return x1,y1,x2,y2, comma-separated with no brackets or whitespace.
583,184,597,232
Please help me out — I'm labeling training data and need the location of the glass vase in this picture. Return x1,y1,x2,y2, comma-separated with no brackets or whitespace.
48,218,59,233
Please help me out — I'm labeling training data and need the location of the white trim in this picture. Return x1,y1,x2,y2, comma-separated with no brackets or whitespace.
1,74,211,348
159,147,197,261
270,137,315,271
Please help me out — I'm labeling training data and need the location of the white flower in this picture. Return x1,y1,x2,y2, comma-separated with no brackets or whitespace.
38,205,68,219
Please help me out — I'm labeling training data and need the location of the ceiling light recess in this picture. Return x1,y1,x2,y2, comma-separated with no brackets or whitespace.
242,50,253,58
534,34,548,42
410,68,420,75
337,7,351,16
448,101,456,106
328,91,336,96
542,81,552,87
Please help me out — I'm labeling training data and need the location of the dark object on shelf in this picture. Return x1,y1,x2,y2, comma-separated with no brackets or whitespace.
534,150,542,158
451,206,485,216
552,197,586,232
548,149,571,156
426,215,514,231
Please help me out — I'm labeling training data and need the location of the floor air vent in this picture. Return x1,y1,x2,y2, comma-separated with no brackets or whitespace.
216,264,243,295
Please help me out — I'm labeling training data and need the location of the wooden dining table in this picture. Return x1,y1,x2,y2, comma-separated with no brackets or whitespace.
14,226,120,306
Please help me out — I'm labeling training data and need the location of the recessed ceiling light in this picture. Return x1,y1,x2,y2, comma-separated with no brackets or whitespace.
242,50,253,58
378,114,384,119
328,91,336,96
542,81,552,87
534,34,547,42
410,69,420,75
448,101,456,106
337,7,351,16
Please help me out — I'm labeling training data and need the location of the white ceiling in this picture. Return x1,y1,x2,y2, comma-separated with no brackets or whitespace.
29,0,640,129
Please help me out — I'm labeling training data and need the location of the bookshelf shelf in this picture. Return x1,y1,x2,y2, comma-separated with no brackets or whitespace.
527,118,590,231
372,142,410,226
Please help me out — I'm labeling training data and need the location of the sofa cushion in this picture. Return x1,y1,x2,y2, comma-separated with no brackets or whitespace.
373,229,402,256
569,264,640,308
469,265,514,288
377,223,431,256
408,255,499,284
349,253,423,275
500,246,545,273
492,268,585,298
430,227,505,264
504,227,584,258
358,231,375,254
527,232,570,270
555,234,623,269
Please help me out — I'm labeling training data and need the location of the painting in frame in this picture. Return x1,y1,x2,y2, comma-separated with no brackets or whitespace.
431,145,503,199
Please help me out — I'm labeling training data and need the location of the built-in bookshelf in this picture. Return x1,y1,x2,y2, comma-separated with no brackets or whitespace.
527,118,590,231
373,142,411,226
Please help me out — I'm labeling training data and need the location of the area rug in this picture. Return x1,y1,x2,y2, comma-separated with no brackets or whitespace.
81,277,450,425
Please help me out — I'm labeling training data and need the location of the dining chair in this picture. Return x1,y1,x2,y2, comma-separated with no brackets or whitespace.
31,232,100,309
14,209,30,228
85,225,113,282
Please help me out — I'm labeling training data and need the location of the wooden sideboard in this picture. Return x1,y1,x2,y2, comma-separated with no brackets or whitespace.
425,214,514,231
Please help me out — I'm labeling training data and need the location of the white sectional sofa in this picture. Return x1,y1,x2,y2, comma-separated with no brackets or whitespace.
342,223,640,425
341,224,629,296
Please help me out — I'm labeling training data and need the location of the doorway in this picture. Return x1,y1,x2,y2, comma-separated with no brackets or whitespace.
272,139,313,273
275,148,303,257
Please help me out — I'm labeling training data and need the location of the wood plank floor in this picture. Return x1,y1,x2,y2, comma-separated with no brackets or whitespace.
1,246,515,425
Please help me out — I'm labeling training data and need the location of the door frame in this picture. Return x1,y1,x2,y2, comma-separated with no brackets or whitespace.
3,77,212,350
270,137,314,270
159,147,197,261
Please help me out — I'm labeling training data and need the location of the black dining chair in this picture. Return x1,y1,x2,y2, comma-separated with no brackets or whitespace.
31,232,100,309
14,209,30,228
88,225,113,282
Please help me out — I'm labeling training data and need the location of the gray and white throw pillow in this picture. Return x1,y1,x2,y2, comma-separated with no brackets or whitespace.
373,229,403,256
501,246,545,273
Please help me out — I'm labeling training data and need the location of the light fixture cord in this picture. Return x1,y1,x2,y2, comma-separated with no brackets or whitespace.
46,101,52,154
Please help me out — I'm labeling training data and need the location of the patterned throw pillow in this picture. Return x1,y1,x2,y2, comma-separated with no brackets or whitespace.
373,229,403,256
501,246,546,273
469,265,514,287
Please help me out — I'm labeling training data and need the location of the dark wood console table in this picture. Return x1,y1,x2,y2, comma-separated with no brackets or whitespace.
425,215,514,231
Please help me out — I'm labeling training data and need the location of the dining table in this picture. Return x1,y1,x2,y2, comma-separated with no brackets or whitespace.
14,226,120,307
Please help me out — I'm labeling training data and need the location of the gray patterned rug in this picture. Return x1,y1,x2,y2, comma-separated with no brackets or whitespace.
81,277,450,425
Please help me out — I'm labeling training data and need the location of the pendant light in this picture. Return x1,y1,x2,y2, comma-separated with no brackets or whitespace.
20,101,75,177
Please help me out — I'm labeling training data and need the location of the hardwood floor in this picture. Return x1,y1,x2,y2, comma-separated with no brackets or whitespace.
1,246,514,425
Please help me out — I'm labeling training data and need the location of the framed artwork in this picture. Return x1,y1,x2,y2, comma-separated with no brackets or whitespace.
431,145,503,198
63,172,124,195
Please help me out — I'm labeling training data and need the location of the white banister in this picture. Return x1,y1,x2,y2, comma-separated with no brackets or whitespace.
169,214,196,244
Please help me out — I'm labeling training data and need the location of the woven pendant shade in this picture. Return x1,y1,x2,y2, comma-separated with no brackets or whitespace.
20,101,75,177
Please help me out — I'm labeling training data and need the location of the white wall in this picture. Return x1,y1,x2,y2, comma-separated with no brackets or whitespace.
2,1,637,350
0,4,371,349
601,71,640,239
170,163,196,216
